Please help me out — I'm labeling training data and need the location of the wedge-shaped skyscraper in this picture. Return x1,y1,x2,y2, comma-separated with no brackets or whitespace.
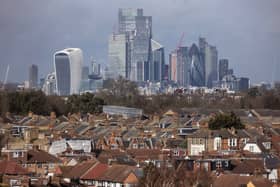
54,48,83,96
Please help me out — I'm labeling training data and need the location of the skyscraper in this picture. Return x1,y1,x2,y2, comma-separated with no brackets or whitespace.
54,48,83,96
189,44,204,87
177,47,190,87
29,64,38,89
113,8,152,82
151,39,165,82
205,45,218,88
169,51,177,82
108,33,128,79
219,59,229,81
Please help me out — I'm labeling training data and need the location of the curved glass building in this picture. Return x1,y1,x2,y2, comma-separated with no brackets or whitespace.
189,44,205,87
54,48,83,96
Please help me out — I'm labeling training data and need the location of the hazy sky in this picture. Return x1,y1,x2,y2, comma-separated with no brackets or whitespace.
0,0,280,84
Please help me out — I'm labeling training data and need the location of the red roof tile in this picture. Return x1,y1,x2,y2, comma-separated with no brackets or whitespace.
81,163,108,180
0,160,28,175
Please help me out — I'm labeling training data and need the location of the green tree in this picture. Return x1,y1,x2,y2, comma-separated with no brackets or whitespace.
209,112,244,130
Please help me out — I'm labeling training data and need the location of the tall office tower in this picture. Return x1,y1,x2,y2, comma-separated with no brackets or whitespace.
189,44,205,87
117,8,152,82
176,47,190,87
151,39,165,82
54,48,83,96
219,59,229,81
29,64,38,89
169,51,177,82
108,33,128,79
205,45,218,88
118,8,142,34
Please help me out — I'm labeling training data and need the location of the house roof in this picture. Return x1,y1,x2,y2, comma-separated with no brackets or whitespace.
232,159,266,174
0,160,28,175
81,163,108,180
96,164,137,183
62,160,98,179
27,149,62,163
248,178,273,187
213,174,268,187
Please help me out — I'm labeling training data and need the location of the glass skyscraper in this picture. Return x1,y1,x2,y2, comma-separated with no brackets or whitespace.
29,64,38,89
189,44,205,87
108,34,128,79
108,8,152,82
54,48,83,96
204,43,218,88
151,39,165,82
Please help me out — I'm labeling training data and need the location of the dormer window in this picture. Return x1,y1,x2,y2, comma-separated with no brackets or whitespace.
132,144,138,149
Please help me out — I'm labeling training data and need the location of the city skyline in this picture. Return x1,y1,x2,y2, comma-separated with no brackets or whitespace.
0,0,280,84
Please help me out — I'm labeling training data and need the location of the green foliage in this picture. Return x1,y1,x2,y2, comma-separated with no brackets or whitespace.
0,91,105,116
208,112,244,130
66,93,105,114
247,87,261,97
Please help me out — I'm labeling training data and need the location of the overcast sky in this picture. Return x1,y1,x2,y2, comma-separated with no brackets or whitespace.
0,0,280,84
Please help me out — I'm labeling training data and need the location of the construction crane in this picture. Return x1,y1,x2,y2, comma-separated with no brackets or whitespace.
1,65,9,90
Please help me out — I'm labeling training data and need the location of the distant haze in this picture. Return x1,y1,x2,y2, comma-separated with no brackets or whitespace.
0,0,280,84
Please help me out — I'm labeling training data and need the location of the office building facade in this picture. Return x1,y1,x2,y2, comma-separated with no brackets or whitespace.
108,34,128,79
189,44,205,87
108,8,153,82
205,45,218,88
151,39,165,82
29,64,38,89
219,59,229,81
54,48,83,96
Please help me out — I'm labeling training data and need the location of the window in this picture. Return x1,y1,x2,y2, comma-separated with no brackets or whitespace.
225,160,229,168
13,152,19,158
216,160,222,168
132,144,138,149
173,149,179,156
249,145,254,152
228,138,237,147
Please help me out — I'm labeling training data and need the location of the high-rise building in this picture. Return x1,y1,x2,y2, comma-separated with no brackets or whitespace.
108,33,128,79
29,64,38,89
177,47,190,87
114,8,152,82
205,45,218,88
118,8,142,34
169,51,177,82
54,48,83,96
151,39,165,82
189,44,204,87
219,59,229,81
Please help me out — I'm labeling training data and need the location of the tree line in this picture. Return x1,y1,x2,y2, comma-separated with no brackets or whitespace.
1,78,280,117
